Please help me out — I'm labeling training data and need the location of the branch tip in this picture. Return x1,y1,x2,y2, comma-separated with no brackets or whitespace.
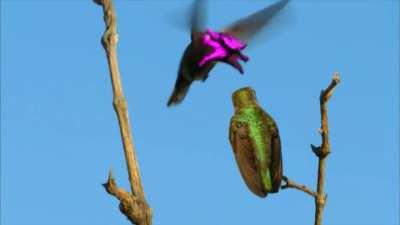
321,73,341,102
108,169,115,182
332,72,341,84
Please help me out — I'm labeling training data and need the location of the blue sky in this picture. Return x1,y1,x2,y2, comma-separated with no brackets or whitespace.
1,1,398,225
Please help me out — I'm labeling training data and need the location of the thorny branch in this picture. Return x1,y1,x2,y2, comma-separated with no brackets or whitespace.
94,0,152,224
282,73,340,225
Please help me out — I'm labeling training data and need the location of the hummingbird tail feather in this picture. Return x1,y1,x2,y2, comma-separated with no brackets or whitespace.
167,76,192,107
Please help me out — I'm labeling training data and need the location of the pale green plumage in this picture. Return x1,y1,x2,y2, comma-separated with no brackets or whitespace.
231,106,273,191
229,87,282,196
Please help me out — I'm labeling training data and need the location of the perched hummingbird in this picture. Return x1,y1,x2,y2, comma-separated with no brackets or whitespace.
167,0,289,106
229,87,282,197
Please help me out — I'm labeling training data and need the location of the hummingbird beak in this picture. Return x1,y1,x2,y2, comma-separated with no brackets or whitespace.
225,53,249,74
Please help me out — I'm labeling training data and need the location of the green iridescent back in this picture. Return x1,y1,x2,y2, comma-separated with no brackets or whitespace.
229,87,282,197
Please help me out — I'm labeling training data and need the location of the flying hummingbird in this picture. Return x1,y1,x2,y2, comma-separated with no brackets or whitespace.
167,0,290,106
229,87,282,197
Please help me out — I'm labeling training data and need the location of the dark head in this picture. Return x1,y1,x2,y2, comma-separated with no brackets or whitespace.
232,87,258,111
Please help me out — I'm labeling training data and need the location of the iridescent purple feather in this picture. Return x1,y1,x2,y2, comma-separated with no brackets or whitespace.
198,29,249,74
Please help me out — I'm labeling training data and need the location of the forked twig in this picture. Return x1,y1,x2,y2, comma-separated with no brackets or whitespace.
282,73,340,225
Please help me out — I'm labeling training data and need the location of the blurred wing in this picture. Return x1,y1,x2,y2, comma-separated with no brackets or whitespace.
229,121,267,198
222,0,289,42
190,0,207,39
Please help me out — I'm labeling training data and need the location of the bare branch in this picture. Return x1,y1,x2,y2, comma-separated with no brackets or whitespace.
281,73,340,225
281,176,317,198
313,73,340,225
94,0,152,224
